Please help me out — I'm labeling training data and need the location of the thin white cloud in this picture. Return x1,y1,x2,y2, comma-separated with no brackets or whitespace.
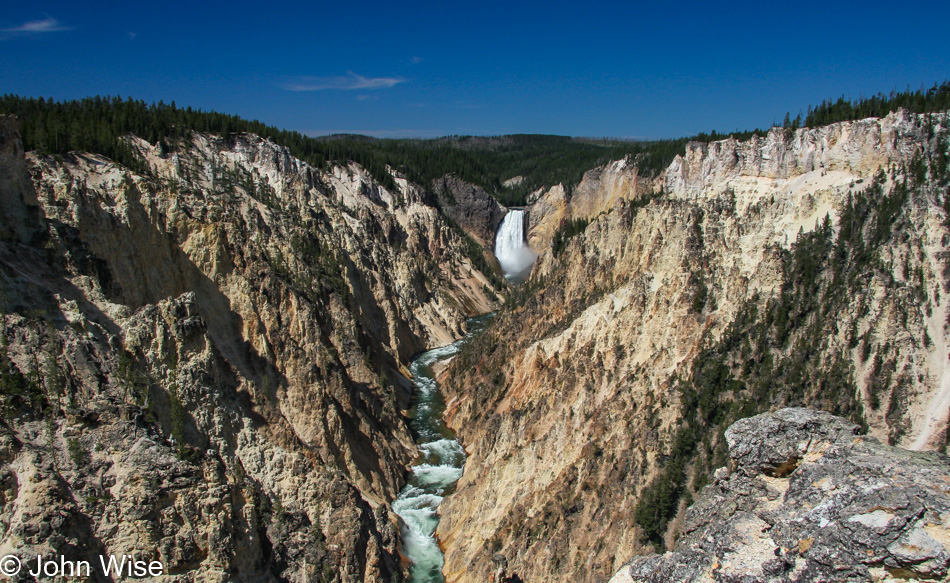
410,56,423,64
127,31,137,40
283,71,405,92
1,17,73,34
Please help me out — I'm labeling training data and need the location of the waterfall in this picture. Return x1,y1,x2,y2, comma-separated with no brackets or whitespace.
494,209,536,279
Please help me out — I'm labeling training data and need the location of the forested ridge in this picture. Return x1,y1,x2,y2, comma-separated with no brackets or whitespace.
0,95,678,205
0,95,759,206
781,80,950,129
3,82,950,206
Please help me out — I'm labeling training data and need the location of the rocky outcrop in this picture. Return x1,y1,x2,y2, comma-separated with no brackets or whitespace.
430,174,506,246
0,117,40,242
0,119,502,582
525,158,654,254
438,110,950,583
610,408,950,583
666,111,924,195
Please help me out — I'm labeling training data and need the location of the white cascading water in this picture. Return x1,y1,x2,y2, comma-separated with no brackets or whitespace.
495,209,536,279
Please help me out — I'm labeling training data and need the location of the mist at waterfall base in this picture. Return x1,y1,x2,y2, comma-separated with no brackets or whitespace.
392,315,494,583
495,209,537,281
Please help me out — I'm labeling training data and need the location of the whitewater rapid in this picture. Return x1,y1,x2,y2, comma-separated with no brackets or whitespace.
392,315,493,583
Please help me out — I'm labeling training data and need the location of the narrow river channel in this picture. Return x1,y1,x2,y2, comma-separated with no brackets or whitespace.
392,314,494,583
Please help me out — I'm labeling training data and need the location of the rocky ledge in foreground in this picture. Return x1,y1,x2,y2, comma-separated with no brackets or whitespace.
610,408,950,583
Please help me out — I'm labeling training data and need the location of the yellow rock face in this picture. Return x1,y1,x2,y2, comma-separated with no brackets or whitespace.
438,111,950,583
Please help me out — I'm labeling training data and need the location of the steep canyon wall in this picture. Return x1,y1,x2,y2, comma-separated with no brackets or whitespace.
0,118,502,582
438,110,950,583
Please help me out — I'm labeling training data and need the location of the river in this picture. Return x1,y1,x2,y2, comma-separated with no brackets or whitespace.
392,314,494,583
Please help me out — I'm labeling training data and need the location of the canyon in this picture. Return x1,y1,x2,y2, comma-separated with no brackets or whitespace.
0,117,500,581
0,105,948,583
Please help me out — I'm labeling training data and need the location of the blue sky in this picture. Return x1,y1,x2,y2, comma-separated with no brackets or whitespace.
2,1,949,139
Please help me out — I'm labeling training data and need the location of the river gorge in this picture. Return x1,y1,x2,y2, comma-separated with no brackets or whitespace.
393,315,494,582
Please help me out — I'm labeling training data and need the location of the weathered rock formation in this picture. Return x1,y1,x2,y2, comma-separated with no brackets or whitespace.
526,158,653,254
610,408,950,583
0,118,501,582
430,174,506,247
0,117,41,242
438,110,950,583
